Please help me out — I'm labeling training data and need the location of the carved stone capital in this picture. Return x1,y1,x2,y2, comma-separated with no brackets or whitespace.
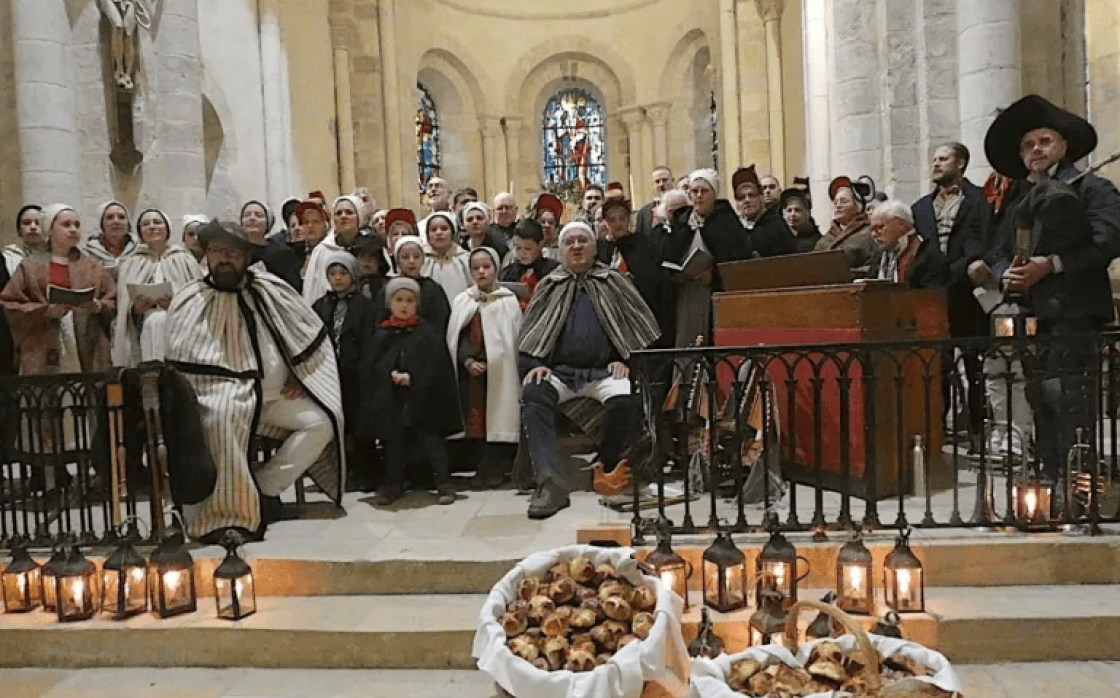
503,116,524,134
644,102,672,126
754,0,784,23
479,115,503,139
618,106,646,132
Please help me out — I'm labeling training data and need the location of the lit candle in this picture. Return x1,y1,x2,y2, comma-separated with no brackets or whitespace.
1025,491,1038,517
897,569,911,599
846,566,864,597
73,579,85,613
17,573,26,596
773,563,787,590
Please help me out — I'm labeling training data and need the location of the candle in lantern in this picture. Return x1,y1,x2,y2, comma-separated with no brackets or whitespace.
846,566,863,597
773,562,787,590
1024,490,1038,517
897,569,911,599
73,579,85,614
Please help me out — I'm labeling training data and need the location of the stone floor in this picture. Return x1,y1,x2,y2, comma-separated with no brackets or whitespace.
2,664,1119,697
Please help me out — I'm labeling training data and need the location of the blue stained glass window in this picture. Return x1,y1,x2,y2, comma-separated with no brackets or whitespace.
542,88,606,201
416,83,441,195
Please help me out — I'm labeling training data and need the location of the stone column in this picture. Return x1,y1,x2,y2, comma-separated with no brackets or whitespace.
11,0,80,204
645,102,671,170
1087,0,1120,179
958,0,1021,180
756,0,786,183
719,0,743,181
378,0,404,205
803,0,832,226
504,117,523,198
334,47,356,194
831,0,882,182
259,0,292,206
619,107,646,201
154,0,207,224
479,115,506,201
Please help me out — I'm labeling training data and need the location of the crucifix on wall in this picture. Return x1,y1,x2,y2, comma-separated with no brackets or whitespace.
99,0,157,171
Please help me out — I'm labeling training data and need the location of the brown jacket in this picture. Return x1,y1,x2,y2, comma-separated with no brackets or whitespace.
1,253,117,375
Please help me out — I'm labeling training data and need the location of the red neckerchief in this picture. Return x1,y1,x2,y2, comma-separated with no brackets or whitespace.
380,315,420,329
983,172,1012,214
896,233,923,284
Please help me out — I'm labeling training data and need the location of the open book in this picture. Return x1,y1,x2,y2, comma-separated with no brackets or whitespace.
661,247,714,280
127,281,173,301
47,285,95,306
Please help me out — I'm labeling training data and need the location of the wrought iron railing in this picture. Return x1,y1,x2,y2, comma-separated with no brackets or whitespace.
626,332,1120,544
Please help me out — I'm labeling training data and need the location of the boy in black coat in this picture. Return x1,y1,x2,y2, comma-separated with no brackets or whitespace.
499,218,559,310
365,277,463,505
312,251,379,491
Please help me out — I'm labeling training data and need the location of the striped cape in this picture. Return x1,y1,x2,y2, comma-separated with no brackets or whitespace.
166,268,344,539
518,262,660,361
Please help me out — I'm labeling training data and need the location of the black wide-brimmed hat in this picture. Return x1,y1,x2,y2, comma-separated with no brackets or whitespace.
779,187,811,210
198,219,257,251
984,94,1098,180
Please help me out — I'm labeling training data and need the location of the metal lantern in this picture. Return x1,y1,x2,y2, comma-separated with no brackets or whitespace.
55,545,98,622
2,545,41,613
39,546,65,613
991,302,1037,338
102,538,148,619
835,532,874,616
749,589,787,647
149,530,197,618
883,530,924,613
757,529,808,611
645,525,691,611
1013,469,1053,530
701,529,748,613
213,531,256,620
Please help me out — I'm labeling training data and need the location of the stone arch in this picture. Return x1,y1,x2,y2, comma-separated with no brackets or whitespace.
416,48,486,192
514,54,626,195
657,28,715,174
198,68,241,219
505,36,637,113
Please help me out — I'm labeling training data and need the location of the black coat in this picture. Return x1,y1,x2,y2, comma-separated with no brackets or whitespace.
362,319,462,439
991,175,1116,328
867,235,951,290
0,261,14,375
746,208,798,258
312,290,376,420
499,257,559,283
252,240,303,293
663,200,755,279
634,201,657,239
371,276,451,336
912,179,992,336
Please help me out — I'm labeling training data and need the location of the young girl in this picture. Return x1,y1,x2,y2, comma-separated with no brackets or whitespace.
366,277,462,505
446,248,523,488
374,236,451,334
312,251,378,491
383,208,417,276
422,212,472,304
352,235,388,302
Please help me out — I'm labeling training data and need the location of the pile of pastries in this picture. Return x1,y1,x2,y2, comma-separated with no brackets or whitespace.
499,557,658,673
727,640,936,697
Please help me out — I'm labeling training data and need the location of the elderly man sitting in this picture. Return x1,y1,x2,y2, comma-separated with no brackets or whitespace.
518,222,661,519
868,199,949,289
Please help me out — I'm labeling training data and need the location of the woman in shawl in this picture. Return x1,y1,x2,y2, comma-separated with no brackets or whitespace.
2,204,116,375
181,214,208,263
422,211,472,304
814,176,877,273
383,208,417,276
302,195,369,304
4,204,45,276
241,200,303,292
460,202,508,260
446,247,522,489
532,193,565,260
111,209,204,366
83,200,138,280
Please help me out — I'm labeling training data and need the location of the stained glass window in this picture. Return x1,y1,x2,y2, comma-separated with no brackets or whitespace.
416,83,441,195
542,88,606,201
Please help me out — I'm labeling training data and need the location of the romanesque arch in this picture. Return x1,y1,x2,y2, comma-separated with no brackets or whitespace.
416,48,488,194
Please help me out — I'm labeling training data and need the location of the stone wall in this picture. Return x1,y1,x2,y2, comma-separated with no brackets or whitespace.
0,0,20,243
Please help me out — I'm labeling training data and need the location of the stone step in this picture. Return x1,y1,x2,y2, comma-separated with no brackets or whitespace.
3,585,1120,669
89,534,1119,599
3,665,1116,698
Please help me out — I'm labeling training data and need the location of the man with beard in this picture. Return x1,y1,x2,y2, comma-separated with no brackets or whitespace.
575,185,605,226
166,220,345,544
635,166,674,239
911,142,992,447
733,165,797,258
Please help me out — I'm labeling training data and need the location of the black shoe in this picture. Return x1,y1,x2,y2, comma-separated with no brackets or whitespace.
437,485,457,505
375,488,402,506
261,495,296,524
527,480,570,520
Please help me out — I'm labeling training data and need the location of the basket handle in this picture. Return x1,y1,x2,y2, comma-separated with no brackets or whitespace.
781,599,881,691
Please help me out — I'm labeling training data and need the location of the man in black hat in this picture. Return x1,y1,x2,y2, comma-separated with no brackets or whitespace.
984,94,1120,503
779,187,821,253
732,165,797,258
165,220,346,544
